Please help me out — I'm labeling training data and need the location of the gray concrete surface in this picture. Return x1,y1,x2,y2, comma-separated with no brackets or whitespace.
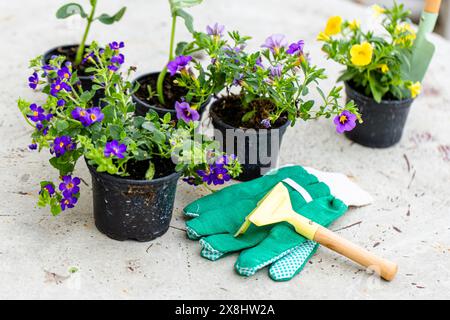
1,0,449,300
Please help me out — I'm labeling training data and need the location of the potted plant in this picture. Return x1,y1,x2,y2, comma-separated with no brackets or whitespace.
317,2,421,148
41,0,126,102
131,0,215,118
175,26,360,181
19,42,241,242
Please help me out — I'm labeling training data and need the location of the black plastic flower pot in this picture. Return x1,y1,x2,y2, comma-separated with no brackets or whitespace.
42,44,105,106
86,159,181,242
210,99,290,181
344,82,413,148
132,72,210,118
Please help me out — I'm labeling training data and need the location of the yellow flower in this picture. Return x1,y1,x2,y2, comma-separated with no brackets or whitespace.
394,23,416,46
350,42,373,66
349,19,361,31
379,64,389,73
317,31,330,42
408,82,421,98
325,16,342,36
372,4,386,17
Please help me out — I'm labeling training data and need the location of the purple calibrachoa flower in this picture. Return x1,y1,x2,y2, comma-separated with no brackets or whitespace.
51,136,76,157
57,67,71,81
28,72,39,90
71,107,104,127
28,143,37,150
269,64,283,78
197,164,231,185
57,99,66,107
255,57,264,69
28,104,46,122
109,41,125,50
261,119,271,128
82,52,94,64
232,73,244,86
215,154,237,166
262,34,288,54
286,40,305,55
334,110,357,133
42,64,54,76
59,175,81,198
182,176,198,186
167,55,192,76
206,23,225,37
60,196,77,211
175,101,200,123
104,140,127,159
50,79,71,96
41,183,55,196
88,107,104,124
108,53,125,72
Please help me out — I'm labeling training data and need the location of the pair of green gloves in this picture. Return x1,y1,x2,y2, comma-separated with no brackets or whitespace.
183,165,348,281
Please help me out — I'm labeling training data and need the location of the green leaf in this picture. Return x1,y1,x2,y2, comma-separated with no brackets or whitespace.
55,120,69,133
169,0,203,15
145,161,155,180
241,110,256,123
56,3,87,19
97,7,127,25
176,9,194,33
175,42,189,56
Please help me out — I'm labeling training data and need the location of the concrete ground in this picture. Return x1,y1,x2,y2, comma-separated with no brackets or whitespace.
1,0,449,300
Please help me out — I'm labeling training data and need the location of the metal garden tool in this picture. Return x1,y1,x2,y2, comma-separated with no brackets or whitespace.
235,175,398,281
407,0,442,82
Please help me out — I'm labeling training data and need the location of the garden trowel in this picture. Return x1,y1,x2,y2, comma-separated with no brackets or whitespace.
234,167,398,281
407,0,442,82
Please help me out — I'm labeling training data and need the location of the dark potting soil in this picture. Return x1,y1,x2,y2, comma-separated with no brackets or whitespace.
121,158,176,181
134,73,187,110
46,45,94,77
213,95,288,129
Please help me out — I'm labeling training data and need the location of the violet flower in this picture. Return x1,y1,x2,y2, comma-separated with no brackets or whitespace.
71,107,104,127
104,140,127,159
60,196,77,211
182,177,198,186
286,40,305,55
167,55,192,76
255,57,264,69
206,23,225,37
197,164,231,185
59,175,81,198
175,101,200,123
108,54,125,72
269,64,283,78
109,41,125,50
51,136,76,157
261,119,271,128
28,104,46,122
261,34,287,54
41,183,55,196
334,110,357,134
28,72,39,90
50,79,71,96
57,67,71,81
28,143,37,150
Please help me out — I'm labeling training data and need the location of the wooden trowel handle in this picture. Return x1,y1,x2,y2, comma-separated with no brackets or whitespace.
313,225,398,281
425,0,441,14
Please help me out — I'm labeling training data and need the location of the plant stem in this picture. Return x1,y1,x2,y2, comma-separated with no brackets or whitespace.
156,15,177,106
75,0,98,66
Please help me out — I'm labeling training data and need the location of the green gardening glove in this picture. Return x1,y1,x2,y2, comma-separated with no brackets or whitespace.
184,165,348,281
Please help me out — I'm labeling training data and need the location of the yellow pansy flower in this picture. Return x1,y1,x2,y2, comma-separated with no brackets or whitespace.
349,19,361,31
408,82,421,98
317,31,330,42
372,4,386,17
379,64,389,73
325,16,343,36
350,42,373,66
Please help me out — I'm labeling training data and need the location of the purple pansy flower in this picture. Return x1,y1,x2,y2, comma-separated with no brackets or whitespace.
197,164,231,185
28,72,39,90
167,55,192,76
41,183,55,196
262,34,288,54
286,40,305,55
109,41,125,50
50,79,71,96
175,101,200,123
206,23,225,37
59,175,81,198
261,119,271,128
57,67,71,81
60,196,78,211
269,64,283,78
28,104,46,122
28,143,37,150
51,136,76,157
334,110,357,134
104,140,127,159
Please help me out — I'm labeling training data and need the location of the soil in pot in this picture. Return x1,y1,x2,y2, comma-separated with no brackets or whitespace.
87,157,180,242
43,44,105,105
344,81,413,148
210,96,290,181
132,72,210,118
